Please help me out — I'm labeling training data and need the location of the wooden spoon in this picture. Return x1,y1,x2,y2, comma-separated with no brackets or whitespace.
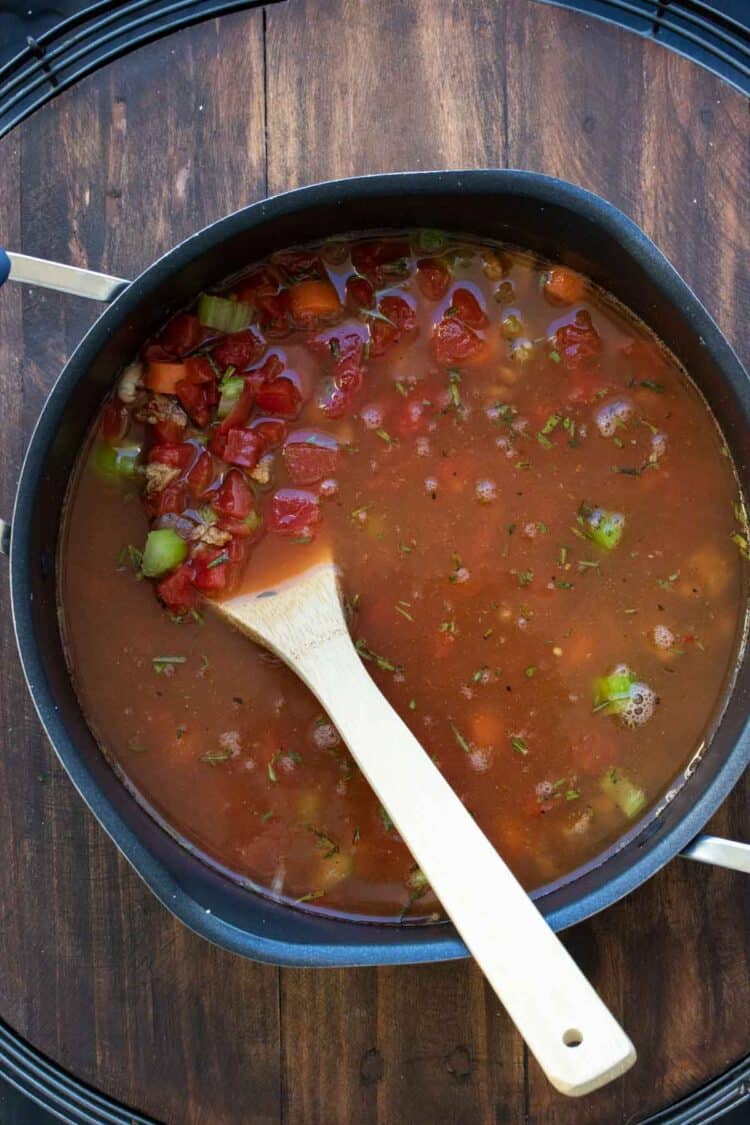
216,560,636,1096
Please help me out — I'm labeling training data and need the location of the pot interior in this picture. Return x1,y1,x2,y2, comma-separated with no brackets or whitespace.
12,172,750,964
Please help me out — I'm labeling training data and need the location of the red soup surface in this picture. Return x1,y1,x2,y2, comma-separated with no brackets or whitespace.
59,232,748,921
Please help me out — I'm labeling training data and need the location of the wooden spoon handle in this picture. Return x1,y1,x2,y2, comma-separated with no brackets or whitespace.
220,566,636,1095
305,633,634,1096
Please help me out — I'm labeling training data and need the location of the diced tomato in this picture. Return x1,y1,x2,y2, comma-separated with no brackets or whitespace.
282,433,339,484
218,380,255,434
452,287,487,328
350,239,410,284
214,470,254,519
234,267,279,306
175,380,212,427
318,380,356,419
212,329,265,371
160,313,205,357
152,484,185,517
268,489,322,535
272,249,323,283
255,377,302,418
148,442,195,473
252,417,287,448
142,342,176,364
156,563,197,613
152,418,186,444
416,257,451,301
208,428,228,458
554,310,602,371
256,291,290,338
369,296,417,359
345,275,375,312
100,400,129,444
186,450,214,496
432,316,483,365
223,428,264,470
192,548,229,592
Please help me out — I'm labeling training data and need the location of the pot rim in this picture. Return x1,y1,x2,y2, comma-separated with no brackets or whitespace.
7,168,750,965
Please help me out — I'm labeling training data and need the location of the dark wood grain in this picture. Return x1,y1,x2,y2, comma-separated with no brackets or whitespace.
0,1,748,1122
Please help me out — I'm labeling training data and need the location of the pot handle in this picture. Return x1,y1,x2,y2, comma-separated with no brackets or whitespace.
0,248,128,303
681,834,750,874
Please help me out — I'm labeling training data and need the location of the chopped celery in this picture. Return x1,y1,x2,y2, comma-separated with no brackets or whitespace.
416,228,446,252
593,668,635,715
141,529,187,578
93,442,142,481
581,505,624,550
197,294,253,333
601,767,646,819
217,376,245,419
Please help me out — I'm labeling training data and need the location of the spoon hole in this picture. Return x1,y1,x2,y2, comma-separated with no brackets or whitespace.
563,1029,583,1048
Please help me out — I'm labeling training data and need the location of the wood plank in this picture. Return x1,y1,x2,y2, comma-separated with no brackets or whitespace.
0,0,747,1121
0,12,282,1125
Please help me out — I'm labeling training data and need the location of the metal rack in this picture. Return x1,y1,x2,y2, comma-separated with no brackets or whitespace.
0,0,748,139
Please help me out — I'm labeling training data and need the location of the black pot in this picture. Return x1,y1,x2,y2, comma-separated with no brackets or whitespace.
1,170,748,967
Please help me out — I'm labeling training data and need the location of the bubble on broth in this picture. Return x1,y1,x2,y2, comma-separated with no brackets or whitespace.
619,683,657,728
652,624,675,650
595,397,633,437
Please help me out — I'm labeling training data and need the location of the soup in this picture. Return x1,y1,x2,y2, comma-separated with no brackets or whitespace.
59,232,747,921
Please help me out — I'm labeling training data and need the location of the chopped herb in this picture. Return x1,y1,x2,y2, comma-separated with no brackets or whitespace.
395,380,408,397
329,338,341,360
536,522,549,534
482,628,494,639
657,572,680,592
613,436,624,448
448,368,462,409
309,827,339,858
291,534,313,544
350,504,370,521
493,404,517,425
439,619,458,635
518,569,534,587
471,666,489,683
537,433,553,449
352,826,361,844
297,890,325,903
409,699,416,710
515,460,531,470
445,304,459,316
731,531,750,560
200,749,231,766
380,805,394,833
510,736,528,756
206,551,229,569
261,810,275,822
524,665,537,678
508,523,517,536
395,603,414,621
553,579,574,589
577,559,600,572
127,740,147,754
541,413,562,435
559,546,568,566
355,638,401,673
118,543,144,576
639,380,665,393
375,428,395,445
450,722,472,754
398,541,414,554
152,655,186,674
549,349,562,363
612,465,642,476
565,789,581,801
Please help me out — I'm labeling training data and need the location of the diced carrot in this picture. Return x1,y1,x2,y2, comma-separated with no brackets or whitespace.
144,362,188,393
470,712,503,746
288,279,342,324
544,267,586,306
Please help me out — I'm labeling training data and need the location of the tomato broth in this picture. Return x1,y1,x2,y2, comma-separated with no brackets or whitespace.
59,232,747,921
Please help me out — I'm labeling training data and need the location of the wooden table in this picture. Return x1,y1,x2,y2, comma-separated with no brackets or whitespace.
0,1,748,1121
